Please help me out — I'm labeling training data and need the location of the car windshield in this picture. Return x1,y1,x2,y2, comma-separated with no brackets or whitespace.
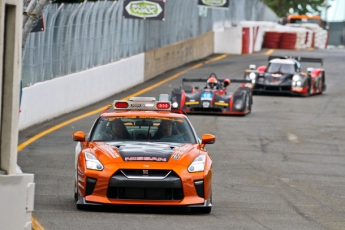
266,63,295,74
89,116,197,144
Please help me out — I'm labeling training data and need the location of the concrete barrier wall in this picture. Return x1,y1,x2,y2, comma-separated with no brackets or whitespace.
144,31,214,81
214,27,242,54
19,54,145,130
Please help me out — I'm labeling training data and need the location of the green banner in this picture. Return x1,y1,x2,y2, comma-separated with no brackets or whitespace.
123,0,166,20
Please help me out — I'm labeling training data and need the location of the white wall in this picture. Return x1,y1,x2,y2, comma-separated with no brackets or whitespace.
214,27,242,55
0,174,35,230
19,53,145,130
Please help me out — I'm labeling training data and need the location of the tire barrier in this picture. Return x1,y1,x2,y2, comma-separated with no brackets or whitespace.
263,31,281,49
261,23,328,50
279,32,297,49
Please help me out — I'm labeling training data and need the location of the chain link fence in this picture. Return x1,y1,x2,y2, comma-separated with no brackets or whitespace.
22,0,278,87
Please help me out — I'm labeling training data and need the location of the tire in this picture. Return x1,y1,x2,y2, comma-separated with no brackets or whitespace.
191,207,212,214
304,79,311,97
319,78,323,95
182,85,193,93
191,191,212,214
172,88,182,95
246,93,252,114
74,180,78,202
76,204,86,210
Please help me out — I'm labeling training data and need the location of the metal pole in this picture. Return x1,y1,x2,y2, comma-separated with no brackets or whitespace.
325,0,329,30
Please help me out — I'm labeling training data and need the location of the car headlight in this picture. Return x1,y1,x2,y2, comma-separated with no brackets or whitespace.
234,99,243,110
292,75,300,81
84,152,104,171
172,102,179,108
249,72,256,79
188,155,206,173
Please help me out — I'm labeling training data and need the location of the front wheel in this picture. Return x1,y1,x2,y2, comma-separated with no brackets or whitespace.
246,93,252,114
191,207,212,214
74,180,78,202
304,79,311,97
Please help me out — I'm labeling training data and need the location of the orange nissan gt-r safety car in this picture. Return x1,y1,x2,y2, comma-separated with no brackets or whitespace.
72,95,215,213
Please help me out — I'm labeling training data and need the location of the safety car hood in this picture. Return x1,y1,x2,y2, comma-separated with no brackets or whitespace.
91,142,198,164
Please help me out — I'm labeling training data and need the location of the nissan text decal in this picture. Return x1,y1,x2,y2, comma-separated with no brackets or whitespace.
202,0,227,7
125,1,163,18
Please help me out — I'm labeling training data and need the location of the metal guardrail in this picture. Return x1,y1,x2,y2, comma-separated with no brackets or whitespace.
21,0,278,87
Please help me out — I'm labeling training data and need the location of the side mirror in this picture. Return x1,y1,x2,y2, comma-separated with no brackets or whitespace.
257,65,266,73
223,79,231,88
201,134,215,145
73,131,86,142
249,64,256,70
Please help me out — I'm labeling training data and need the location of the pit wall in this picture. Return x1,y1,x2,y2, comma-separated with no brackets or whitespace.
19,54,145,130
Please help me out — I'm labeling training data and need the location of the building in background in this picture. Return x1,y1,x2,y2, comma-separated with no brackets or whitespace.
321,0,345,46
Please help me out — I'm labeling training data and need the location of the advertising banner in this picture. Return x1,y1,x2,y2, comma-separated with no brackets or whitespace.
123,0,166,20
198,0,230,9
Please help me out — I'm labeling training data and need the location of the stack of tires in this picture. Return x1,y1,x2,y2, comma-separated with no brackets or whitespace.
279,32,297,49
263,31,281,48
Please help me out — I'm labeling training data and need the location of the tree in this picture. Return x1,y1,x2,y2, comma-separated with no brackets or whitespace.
261,0,332,18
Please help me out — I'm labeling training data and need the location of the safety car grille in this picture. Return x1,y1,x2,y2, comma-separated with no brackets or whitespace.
120,169,171,179
107,170,184,200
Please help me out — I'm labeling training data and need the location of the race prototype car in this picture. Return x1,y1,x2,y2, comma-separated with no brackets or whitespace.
72,95,215,213
170,74,253,115
244,56,326,96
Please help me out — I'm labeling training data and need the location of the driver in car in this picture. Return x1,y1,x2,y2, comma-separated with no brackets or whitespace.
151,120,184,142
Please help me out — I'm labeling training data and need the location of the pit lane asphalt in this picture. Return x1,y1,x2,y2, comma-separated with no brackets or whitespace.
18,49,345,230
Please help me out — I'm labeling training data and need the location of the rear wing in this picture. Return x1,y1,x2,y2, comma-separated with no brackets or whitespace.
182,78,252,84
268,56,323,66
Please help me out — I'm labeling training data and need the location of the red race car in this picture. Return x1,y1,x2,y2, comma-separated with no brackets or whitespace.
171,73,253,116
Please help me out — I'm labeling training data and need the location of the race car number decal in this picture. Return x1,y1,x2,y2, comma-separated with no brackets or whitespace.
201,92,213,100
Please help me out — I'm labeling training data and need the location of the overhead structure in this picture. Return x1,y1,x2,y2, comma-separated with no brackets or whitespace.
0,0,35,229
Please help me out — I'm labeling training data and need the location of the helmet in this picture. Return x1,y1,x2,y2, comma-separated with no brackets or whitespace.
207,77,217,89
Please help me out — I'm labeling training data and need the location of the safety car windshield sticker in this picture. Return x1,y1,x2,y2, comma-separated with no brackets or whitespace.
171,144,194,160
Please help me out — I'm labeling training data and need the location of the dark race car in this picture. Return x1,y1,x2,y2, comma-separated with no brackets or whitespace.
244,56,326,96
170,73,253,116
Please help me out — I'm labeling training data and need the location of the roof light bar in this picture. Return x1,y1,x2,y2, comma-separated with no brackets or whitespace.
114,95,171,111
114,101,129,108
129,97,156,102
